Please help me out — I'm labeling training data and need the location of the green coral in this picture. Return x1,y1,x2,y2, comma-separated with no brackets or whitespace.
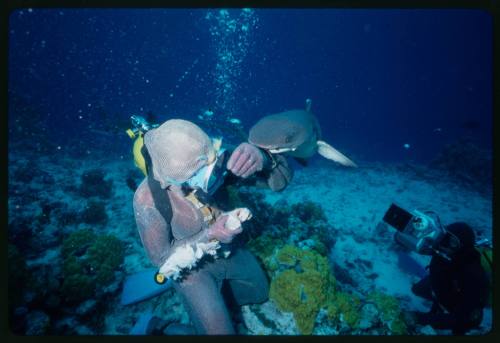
275,244,301,266
367,291,407,335
248,234,283,263
87,235,124,285
61,228,96,257
225,190,361,333
61,229,124,304
389,317,407,335
269,245,334,334
247,233,286,278
326,291,361,328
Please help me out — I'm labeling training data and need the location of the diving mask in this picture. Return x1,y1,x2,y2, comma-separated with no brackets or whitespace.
184,148,228,195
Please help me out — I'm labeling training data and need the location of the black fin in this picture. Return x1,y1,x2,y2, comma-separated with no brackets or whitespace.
294,157,308,167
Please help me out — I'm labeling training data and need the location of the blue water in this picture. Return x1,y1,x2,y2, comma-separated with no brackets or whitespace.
8,8,492,163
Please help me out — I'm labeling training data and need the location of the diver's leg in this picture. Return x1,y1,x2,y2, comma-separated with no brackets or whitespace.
225,248,269,306
173,268,235,334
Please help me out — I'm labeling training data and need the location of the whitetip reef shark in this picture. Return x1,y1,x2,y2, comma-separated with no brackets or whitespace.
249,99,358,168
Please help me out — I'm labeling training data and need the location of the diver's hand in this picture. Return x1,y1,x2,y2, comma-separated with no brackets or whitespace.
207,215,243,244
227,143,265,178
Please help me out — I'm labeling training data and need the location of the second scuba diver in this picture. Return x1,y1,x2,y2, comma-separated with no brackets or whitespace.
379,204,491,335
408,222,490,335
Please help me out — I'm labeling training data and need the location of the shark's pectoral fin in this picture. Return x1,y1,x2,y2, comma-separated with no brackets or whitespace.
316,140,358,167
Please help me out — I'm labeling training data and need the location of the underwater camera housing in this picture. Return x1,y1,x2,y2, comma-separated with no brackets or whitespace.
379,203,446,255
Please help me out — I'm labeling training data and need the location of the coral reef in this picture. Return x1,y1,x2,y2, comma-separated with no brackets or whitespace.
57,208,80,226
78,168,114,199
325,291,362,329
266,244,365,334
61,229,124,304
234,187,336,266
81,200,108,225
265,244,407,335
366,291,407,335
268,245,334,334
241,191,410,335
291,200,327,224
236,192,351,334
9,149,488,335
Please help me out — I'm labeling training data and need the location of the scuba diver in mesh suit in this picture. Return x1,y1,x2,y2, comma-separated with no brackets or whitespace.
132,119,293,334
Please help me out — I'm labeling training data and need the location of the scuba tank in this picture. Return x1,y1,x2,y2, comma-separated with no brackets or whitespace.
126,115,159,176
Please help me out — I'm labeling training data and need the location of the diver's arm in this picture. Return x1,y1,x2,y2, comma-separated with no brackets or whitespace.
133,202,173,268
134,197,240,267
226,142,293,192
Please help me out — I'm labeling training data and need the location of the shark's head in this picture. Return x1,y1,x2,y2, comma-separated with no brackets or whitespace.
248,111,312,152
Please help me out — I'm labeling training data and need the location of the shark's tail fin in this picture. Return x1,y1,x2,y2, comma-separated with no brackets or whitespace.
317,140,358,167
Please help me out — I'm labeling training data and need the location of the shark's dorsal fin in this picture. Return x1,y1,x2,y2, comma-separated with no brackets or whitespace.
305,98,312,112
317,140,358,167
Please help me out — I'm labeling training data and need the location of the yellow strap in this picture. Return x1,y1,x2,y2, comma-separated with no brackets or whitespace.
185,192,215,224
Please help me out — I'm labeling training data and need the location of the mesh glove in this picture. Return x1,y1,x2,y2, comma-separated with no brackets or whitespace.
207,214,243,244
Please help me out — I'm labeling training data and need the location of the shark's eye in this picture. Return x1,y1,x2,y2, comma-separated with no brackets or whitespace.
285,133,294,143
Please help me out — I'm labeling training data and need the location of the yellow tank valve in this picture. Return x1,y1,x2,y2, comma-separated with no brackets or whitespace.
126,129,136,139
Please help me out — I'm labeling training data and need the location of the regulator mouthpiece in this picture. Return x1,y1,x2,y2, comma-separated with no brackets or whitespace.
131,115,154,132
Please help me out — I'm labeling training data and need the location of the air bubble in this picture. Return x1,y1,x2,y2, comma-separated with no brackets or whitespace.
205,8,259,118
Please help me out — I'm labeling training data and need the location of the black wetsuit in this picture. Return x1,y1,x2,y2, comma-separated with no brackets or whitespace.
412,247,489,335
